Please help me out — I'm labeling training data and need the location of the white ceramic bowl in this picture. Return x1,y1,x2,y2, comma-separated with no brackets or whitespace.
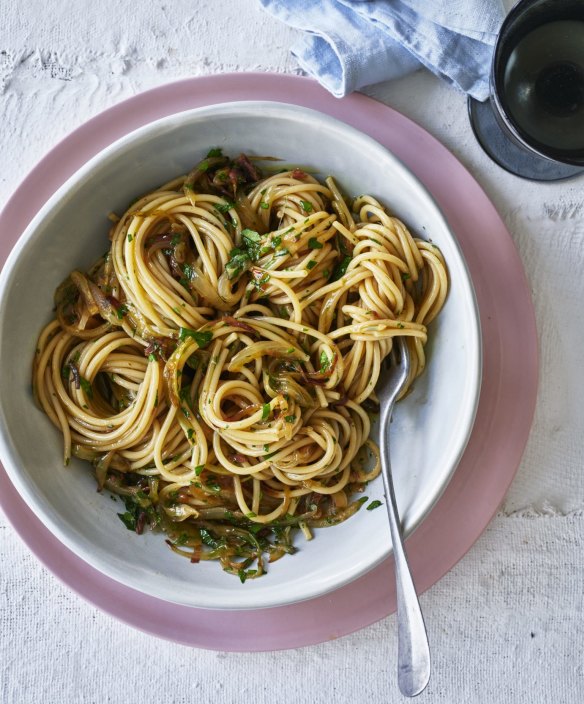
0,102,481,609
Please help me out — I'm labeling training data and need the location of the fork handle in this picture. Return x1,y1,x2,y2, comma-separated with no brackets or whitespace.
380,406,431,697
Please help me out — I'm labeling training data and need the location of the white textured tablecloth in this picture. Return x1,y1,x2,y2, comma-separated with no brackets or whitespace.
1,1,583,702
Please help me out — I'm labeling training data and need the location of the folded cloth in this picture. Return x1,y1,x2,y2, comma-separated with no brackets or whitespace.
259,0,505,100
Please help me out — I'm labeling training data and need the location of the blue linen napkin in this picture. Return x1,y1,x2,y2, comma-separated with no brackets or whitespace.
259,0,505,100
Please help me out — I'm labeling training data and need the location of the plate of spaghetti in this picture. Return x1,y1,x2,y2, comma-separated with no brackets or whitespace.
0,102,481,609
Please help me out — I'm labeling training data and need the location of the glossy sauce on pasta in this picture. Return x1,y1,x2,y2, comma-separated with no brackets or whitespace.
33,152,448,580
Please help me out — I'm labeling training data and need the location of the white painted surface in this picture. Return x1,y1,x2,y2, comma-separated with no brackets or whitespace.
0,1,582,702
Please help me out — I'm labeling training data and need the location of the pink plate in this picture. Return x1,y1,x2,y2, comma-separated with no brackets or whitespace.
0,73,538,651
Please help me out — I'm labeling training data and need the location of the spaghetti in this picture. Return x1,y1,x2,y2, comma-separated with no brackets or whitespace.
33,150,448,580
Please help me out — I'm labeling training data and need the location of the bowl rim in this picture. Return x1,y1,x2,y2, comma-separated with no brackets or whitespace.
0,100,482,609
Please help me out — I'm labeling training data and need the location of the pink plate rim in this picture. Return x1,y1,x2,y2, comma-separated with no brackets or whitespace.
0,72,538,651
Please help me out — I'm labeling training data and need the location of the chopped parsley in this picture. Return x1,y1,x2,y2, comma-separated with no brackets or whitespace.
261,403,271,421
118,510,137,531
284,415,296,423
252,272,270,291
213,200,234,214
79,377,93,399
260,202,269,209
117,494,159,532
306,260,317,270
180,263,195,287
179,386,192,407
178,328,213,348
300,200,313,213
195,464,204,476
225,247,251,280
200,528,221,549
206,479,221,493
308,237,323,249
331,255,351,281
116,304,128,320
366,500,383,511
241,228,262,261
319,351,331,373
206,147,223,157
238,568,258,584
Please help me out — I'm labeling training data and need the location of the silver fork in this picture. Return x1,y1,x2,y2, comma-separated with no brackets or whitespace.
377,336,431,697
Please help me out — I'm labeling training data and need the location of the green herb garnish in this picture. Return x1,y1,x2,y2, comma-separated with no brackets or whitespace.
331,255,351,281
79,377,93,399
319,351,331,373
242,228,262,261
213,200,234,214
253,273,271,289
117,494,159,532
178,328,213,348
176,533,190,546
366,500,383,511
225,247,251,280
